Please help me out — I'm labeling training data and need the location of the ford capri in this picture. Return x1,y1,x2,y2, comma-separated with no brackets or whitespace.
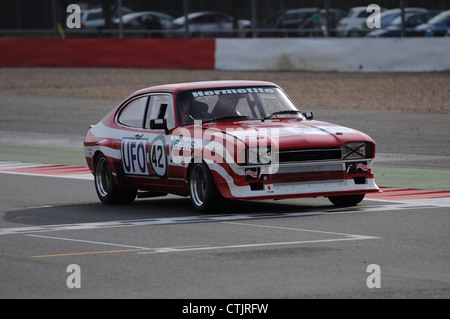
84,80,379,212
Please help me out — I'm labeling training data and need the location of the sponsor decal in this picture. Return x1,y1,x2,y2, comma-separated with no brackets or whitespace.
170,138,195,152
346,162,369,174
86,146,94,157
245,169,258,179
121,138,149,176
356,162,369,172
192,87,275,98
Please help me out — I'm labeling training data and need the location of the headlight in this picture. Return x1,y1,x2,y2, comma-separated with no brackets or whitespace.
342,142,366,159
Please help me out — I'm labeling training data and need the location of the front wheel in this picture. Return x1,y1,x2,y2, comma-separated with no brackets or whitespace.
94,154,137,204
328,194,365,207
188,163,224,212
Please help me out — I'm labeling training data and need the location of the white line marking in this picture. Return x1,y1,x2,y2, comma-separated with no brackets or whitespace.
0,161,93,180
25,234,151,250
223,221,374,238
24,217,380,257
0,170,93,180
26,205,55,210
0,212,322,235
0,203,441,236
138,221,379,255
368,197,450,207
138,237,378,255
0,162,55,169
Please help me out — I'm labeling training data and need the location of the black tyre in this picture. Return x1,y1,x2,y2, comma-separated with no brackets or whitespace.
94,154,137,204
188,162,224,212
328,194,365,207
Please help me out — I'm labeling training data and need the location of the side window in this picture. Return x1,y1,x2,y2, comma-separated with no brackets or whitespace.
145,94,175,130
117,96,148,128
214,14,229,23
358,11,372,18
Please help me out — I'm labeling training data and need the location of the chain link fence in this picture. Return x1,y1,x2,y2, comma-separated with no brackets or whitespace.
1,0,449,38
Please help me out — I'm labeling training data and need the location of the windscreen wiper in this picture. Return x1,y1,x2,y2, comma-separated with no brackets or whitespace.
203,115,250,124
263,110,302,121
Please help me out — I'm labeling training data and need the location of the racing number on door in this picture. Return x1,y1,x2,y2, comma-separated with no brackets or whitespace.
151,144,164,168
149,135,168,179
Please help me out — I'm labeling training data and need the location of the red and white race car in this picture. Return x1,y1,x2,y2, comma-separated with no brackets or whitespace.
84,80,379,212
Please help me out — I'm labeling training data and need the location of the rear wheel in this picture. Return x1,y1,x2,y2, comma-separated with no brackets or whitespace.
188,162,224,212
94,154,137,204
328,194,365,206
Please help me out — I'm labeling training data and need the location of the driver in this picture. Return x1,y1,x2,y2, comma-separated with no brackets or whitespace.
213,95,241,118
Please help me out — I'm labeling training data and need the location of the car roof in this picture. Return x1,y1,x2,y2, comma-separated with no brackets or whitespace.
285,8,318,13
120,11,174,22
173,11,230,23
349,6,371,11
131,80,278,96
381,8,427,16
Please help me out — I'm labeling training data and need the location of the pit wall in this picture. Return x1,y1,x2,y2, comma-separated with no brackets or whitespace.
1,38,448,72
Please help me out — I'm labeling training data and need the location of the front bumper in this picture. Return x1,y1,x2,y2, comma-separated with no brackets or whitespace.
212,159,379,200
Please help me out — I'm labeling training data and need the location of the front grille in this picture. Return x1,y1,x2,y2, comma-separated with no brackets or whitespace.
278,148,342,163
272,170,344,184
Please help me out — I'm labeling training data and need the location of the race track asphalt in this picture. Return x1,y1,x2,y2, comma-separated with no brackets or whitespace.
0,92,449,300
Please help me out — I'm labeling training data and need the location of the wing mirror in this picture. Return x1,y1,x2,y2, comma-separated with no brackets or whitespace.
303,110,313,120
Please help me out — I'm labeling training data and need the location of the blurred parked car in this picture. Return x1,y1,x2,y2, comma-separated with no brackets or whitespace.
112,11,174,37
336,6,386,37
361,8,427,36
415,9,450,37
259,8,318,37
170,11,251,38
366,11,440,37
80,7,134,31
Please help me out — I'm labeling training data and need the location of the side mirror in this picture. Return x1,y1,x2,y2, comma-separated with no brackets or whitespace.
303,110,313,120
150,119,169,134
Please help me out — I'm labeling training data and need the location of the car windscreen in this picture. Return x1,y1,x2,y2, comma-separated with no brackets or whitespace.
390,13,415,26
427,10,450,25
176,86,303,125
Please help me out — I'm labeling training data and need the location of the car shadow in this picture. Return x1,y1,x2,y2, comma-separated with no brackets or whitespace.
2,195,336,227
